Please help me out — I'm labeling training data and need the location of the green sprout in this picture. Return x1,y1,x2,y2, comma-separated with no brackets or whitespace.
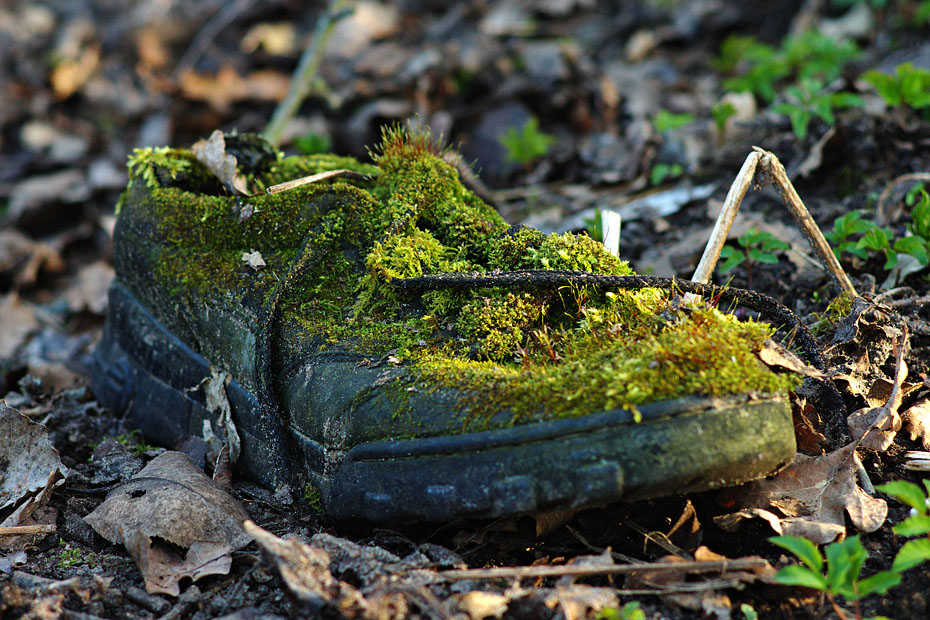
718,228,790,287
711,100,737,132
770,534,900,620
652,109,695,133
862,62,930,110
597,601,646,620
500,117,556,167
877,479,930,572
824,210,873,260
649,162,684,186
772,78,864,140
294,131,332,155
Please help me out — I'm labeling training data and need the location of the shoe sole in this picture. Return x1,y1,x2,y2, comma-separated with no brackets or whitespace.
93,281,797,522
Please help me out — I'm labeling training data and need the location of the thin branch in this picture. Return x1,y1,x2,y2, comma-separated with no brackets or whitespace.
266,169,372,194
0,524,57,536
263,0,352,146
434,558,769,581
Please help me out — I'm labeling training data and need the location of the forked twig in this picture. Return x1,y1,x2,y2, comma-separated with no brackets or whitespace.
691,148,858,299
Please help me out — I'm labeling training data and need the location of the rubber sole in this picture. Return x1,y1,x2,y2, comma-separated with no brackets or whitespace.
93,282,797,522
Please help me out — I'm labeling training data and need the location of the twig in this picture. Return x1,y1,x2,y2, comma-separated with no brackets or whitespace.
0,525,57,536
173,0,256,79
434,558,769,581
691,151,762,284
266,169,372,194
263,0,352,146
875,172,930,225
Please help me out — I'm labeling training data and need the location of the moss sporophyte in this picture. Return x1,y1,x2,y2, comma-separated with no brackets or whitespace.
118,128,798,433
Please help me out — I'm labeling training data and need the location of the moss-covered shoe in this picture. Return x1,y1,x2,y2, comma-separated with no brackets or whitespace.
92,130,801,521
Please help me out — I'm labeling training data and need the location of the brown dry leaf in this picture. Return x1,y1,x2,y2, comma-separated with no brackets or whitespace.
243,520,368,614
458,591,508,619
63,260,113,315
847,333,907,451
240,22,298,56
241,250,266,270
553,585,618,620
0,293,39,358
715,442,887,544
758,338,825,378
0,229,65,289
179,66,289,113
0,404,69,513
84,451,252,596
51,44,100,99
902,398,930,450
192,130,249,195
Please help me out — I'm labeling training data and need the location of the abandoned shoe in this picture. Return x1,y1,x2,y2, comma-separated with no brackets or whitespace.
93,129,802,522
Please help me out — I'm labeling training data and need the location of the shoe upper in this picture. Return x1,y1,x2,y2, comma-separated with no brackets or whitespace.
112,129,799,457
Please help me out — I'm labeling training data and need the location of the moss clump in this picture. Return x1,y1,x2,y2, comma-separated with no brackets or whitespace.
121,127,799,433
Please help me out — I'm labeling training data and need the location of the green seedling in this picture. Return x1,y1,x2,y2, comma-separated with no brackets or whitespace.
772,78,864,140
876,479,930,572
598,601,646,620
652,109,695,133
711,100,737,132
294,131,332,155
862,62,930,110
501,116,556,167
824,210,872,260
770,534,900,620
58,539,98,568
719,228,790,288
649,162,683,186
855,223,928,269
739,603,759,620
781,31,860,83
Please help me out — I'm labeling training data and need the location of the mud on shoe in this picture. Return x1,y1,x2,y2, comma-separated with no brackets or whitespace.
93,129,801,522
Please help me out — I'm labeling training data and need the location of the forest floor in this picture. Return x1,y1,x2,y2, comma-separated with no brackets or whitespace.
2,1,930,619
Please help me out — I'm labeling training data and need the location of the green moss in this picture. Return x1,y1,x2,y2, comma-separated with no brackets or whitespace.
122,127,800,434
303,482,325,516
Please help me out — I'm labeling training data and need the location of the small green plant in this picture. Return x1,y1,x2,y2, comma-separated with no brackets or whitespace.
500,117,556,167
824,210,873,260
597,601,646,620
294,131,332,155
739,603,759,620
862,62,930,110
303,482,325,516
652,109,695,133
876,479,930,572
770,534,900,620
649,162,683,186
58,539,98,568
772,78,864,140
718,228,790,287
711,100,737,132
856,223,927,269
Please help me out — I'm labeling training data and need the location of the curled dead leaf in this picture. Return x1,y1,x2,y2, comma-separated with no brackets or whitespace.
192,130,249,195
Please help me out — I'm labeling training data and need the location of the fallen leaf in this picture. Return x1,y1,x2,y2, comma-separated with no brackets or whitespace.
758,338,825,378
179,66,289,113
192,130,249,195
241,250,266,271
847,332,907,451
715,442,887,544
63,261,113,315
0,293,39,358
84,451,252,596
553,585,618,620
0,404,69,512
458,591,508,619
243,520,367,614
51,44,100,99
240,22,298,56
902,398,930,450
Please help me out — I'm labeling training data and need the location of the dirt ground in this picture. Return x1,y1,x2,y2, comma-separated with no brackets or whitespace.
3,1,930,619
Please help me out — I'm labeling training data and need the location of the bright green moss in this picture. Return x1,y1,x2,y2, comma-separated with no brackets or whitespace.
123,127,799,432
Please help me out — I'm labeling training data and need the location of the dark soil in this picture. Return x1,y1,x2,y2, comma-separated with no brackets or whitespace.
3,2,930,619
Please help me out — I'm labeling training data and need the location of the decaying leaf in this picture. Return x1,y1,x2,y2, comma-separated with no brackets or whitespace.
758,338,825,378
192,130,249,195
241,250,266,271
902,398,930,450
847,331,907,451
84,451,252,596
0,405,69,513
179,66,290,114
0,294,39,358
458,591,508,619
715,442,887,544
63,260,113,315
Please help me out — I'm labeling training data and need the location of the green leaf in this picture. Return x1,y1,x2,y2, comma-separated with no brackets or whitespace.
824,536,867,596
877,480,930,513
712,101,737,131
774,564,828,590
892,514,930,537
856,571,903,598
740,603,758,620
718,246,745,273
892,538,930,572
770,535,823,572
894,236,928,266
501,117,555,165
749,249,780,264
653,110,695,133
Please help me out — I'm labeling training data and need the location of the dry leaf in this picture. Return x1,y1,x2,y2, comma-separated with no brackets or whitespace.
458,591,508,620
243,521,367,614
179,66,289,113
0,293,39,358
241,250,266,271
0,404,69,512
554,585,618,620
847,333,907,451
715,442,887,544
51,44,100,99
192,130,249,195
758,338,825,378
902,398,930,450
63,261,113,315
240,22,298,56
84,451,252,596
